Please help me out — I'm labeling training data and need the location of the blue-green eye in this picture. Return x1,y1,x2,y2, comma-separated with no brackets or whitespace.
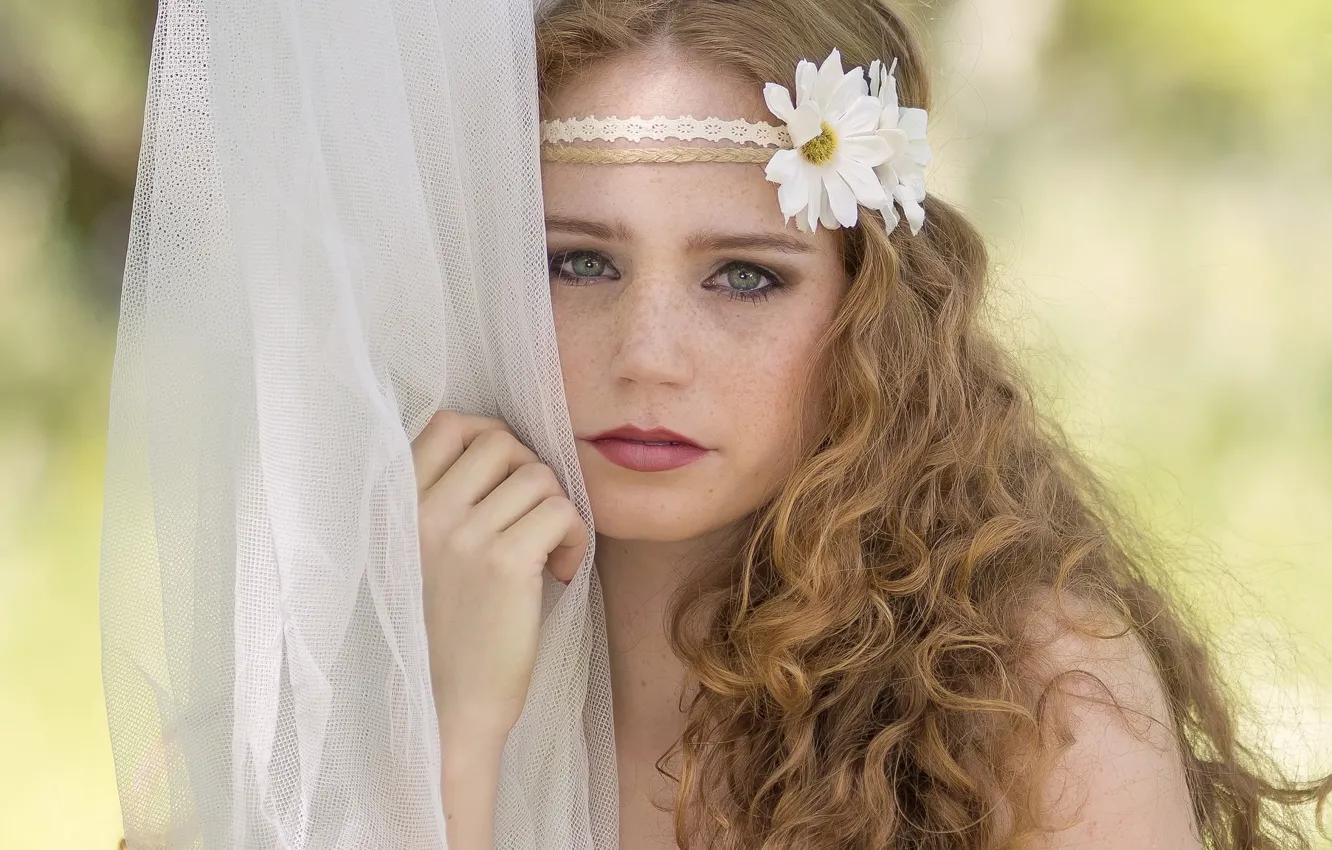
712,261,784,303
728,265,763,290
549,249,615,280
548,251,785,303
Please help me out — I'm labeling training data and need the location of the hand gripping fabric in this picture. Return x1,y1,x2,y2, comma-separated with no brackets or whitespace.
98,0,618,847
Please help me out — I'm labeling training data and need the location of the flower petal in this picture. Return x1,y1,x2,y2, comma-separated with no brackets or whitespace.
895,174,927,206
874,160,901,191
838,134,892,168
763,83,796,123
823,170,860,228
837,95,884,137
764,147,801,184
818,192,841,230
907,138,933,167
813,48,845,105
770,156,811,220
893,167,927,201
898,107,928,139
877,127,910,160
787,101,823,147
794,59,818,105
772,51,928,238
836,159,890,208
879,201,902,235
805,175,824,232
900,195,926,235
777,178,809,221
826,70,869,120
881,69,901,114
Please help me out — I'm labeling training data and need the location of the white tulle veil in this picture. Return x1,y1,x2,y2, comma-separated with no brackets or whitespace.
98,0,618,846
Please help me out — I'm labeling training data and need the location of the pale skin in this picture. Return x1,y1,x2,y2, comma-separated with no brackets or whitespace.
543,52,845,842
419,48,1203,850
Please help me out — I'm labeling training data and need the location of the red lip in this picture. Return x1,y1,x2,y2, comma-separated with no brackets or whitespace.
582,425,710,473
586,425,704,449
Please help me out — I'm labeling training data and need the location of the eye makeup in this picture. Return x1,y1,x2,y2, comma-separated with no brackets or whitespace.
546,248,790,304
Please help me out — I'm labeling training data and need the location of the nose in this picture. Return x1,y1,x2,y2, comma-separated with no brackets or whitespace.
608,271,696,388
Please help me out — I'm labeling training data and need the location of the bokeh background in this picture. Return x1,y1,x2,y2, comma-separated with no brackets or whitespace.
1,0,1328,847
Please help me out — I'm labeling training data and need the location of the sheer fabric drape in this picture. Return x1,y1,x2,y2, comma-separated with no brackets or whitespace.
99,0,618,846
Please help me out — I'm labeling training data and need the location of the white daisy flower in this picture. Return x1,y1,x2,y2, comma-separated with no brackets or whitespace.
762,49,893,233
868,58,933,236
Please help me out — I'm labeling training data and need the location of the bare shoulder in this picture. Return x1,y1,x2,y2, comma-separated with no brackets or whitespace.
1014,588,1203,850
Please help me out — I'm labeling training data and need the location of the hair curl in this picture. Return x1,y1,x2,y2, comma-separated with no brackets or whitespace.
537,1,1332,847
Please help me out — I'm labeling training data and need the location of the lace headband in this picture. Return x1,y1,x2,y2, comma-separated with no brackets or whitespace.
538,49,932,235
540,116,791,163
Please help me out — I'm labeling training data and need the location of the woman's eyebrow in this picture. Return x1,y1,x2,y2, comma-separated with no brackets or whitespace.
544,215,813,256
685,230,813,255
544,215,632,242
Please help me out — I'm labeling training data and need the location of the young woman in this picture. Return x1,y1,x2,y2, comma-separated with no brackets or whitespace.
413,0,1330,848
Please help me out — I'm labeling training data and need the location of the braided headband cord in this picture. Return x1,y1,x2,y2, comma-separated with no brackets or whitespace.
539,145,779,164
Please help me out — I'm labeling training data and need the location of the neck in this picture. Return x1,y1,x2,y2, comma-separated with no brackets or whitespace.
594,529,735,759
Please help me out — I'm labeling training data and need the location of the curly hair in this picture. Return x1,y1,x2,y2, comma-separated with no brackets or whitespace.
537,1,1332,847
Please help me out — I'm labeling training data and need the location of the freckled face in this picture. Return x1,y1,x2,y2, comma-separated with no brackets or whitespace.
543,52,848,543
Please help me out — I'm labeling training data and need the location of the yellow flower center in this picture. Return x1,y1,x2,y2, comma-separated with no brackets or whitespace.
799,121,838,166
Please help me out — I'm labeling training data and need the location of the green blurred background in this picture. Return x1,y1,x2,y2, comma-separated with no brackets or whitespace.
0,0,1328,847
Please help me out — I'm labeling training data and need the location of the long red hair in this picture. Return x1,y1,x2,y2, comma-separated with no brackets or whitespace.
538,1,1332,847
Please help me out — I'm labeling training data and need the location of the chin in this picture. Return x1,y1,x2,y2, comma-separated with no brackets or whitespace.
584,489,721,542
574,442,774,543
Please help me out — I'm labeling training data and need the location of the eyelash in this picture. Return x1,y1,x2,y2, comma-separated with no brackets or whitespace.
546,249,787,304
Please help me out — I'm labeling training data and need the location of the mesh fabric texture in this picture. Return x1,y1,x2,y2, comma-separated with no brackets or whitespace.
99,0,618,847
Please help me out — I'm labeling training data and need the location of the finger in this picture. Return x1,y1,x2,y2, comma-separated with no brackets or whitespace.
411,411,511,494
432,428,541,508
546,529,590,586
467,463,565,536
499,496,589,584
545,503,591,585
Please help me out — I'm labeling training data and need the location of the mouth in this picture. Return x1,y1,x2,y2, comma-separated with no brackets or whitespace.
582,425,710,472
585,438,709,472
585,425,704,449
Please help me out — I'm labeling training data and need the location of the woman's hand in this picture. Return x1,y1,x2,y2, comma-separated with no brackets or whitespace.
413,410,588,743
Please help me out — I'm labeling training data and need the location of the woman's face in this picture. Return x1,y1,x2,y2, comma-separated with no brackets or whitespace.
543,51,849,543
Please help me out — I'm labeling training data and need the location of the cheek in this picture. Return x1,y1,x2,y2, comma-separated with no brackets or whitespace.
552,290,650,436
550,299,598,414
551,281,842,542
745,334,815,428
722,313,827,452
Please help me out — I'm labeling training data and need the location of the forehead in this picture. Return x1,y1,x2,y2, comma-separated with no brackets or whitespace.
544,51,769,125
538,50,823,245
